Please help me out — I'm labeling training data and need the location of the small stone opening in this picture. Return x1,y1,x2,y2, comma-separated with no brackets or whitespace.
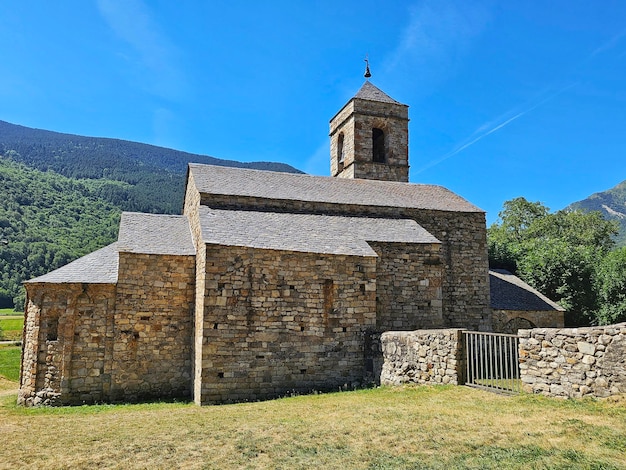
323,279,334,315
46,315,59,342
337,133,345,169
372,128,385,163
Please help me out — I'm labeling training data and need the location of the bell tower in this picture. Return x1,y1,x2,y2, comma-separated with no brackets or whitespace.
329,72,409,182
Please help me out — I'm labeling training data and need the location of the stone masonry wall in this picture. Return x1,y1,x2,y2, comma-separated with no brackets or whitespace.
200,196,491,332
408,209,490,332
370,242,443,331
111,252,195,402
66,290,115,403
183,173,207,402
19,252,195,406
380,329,464,386
18,292,41,405
329,103,355,178
19,283,116,406
519,323,626,398
196,245,377,404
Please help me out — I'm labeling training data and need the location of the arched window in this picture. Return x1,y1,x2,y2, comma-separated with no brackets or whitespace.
337,133,344,165
372,128,385,163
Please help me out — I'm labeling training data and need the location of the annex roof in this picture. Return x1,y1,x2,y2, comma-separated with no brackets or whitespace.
26,243,119,284
27,213,195,284
199,207,440,257
354,81,404,105
490,269,565,312
116,212,195,256
188,164,483,213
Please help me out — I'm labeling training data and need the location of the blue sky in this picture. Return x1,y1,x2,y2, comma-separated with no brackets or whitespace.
2,1,626,224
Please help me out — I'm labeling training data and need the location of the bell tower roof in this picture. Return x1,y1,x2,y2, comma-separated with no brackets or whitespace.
353,81,403,105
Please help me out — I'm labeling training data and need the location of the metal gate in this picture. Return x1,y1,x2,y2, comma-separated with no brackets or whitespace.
463,331,521,394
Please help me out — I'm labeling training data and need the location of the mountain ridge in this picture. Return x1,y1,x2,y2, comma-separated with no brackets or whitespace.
0,119,303,215
568,179,626,247
0,119,302,177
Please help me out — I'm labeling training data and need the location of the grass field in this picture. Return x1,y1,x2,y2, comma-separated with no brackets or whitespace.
0,383,624,469
0,309,24,341
0,307,21,315
0,310,624,469
0,345,21,382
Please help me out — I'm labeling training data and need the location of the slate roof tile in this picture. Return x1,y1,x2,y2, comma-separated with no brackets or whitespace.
27,213,195,284
490,269,565,311
26,243,119,284
199,207,439,256
117,212,195,256
353,81,403,104
189,164,483,213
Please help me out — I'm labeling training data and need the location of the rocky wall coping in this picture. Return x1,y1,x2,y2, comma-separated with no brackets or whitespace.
518,322,626,338
381,328,464,338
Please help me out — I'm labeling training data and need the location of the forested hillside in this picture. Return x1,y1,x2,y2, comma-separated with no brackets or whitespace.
0,120,303,310
0,157,120,308
0,120,302,214
568,179,626,247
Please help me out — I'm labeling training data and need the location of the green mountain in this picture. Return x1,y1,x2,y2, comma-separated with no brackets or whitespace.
0,120,303,309
568,180,626,247
0,157,121,308
0,120,302,214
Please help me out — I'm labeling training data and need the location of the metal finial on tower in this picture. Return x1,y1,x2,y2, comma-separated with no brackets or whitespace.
364,55,371,79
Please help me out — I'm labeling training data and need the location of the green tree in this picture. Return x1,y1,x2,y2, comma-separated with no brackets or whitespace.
517,240,598,325
488,197,619,326
488,198,550,273
595,247,626,324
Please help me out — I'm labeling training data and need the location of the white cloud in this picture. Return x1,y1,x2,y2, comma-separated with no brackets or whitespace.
589,30,626,59
384,0,491,82
413,83,577,175
97,0,187,100
303,141,330,176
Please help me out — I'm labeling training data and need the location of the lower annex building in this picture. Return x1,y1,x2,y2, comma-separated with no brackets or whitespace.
20,81,495,405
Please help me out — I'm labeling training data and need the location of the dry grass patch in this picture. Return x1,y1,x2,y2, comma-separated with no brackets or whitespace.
0,385,624,469
0,376,17,394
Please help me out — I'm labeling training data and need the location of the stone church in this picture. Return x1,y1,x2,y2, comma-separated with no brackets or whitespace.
19,81,492,406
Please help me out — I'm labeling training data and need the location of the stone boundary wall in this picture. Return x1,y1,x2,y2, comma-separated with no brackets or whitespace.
519,323,626,398
380,329,464,386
